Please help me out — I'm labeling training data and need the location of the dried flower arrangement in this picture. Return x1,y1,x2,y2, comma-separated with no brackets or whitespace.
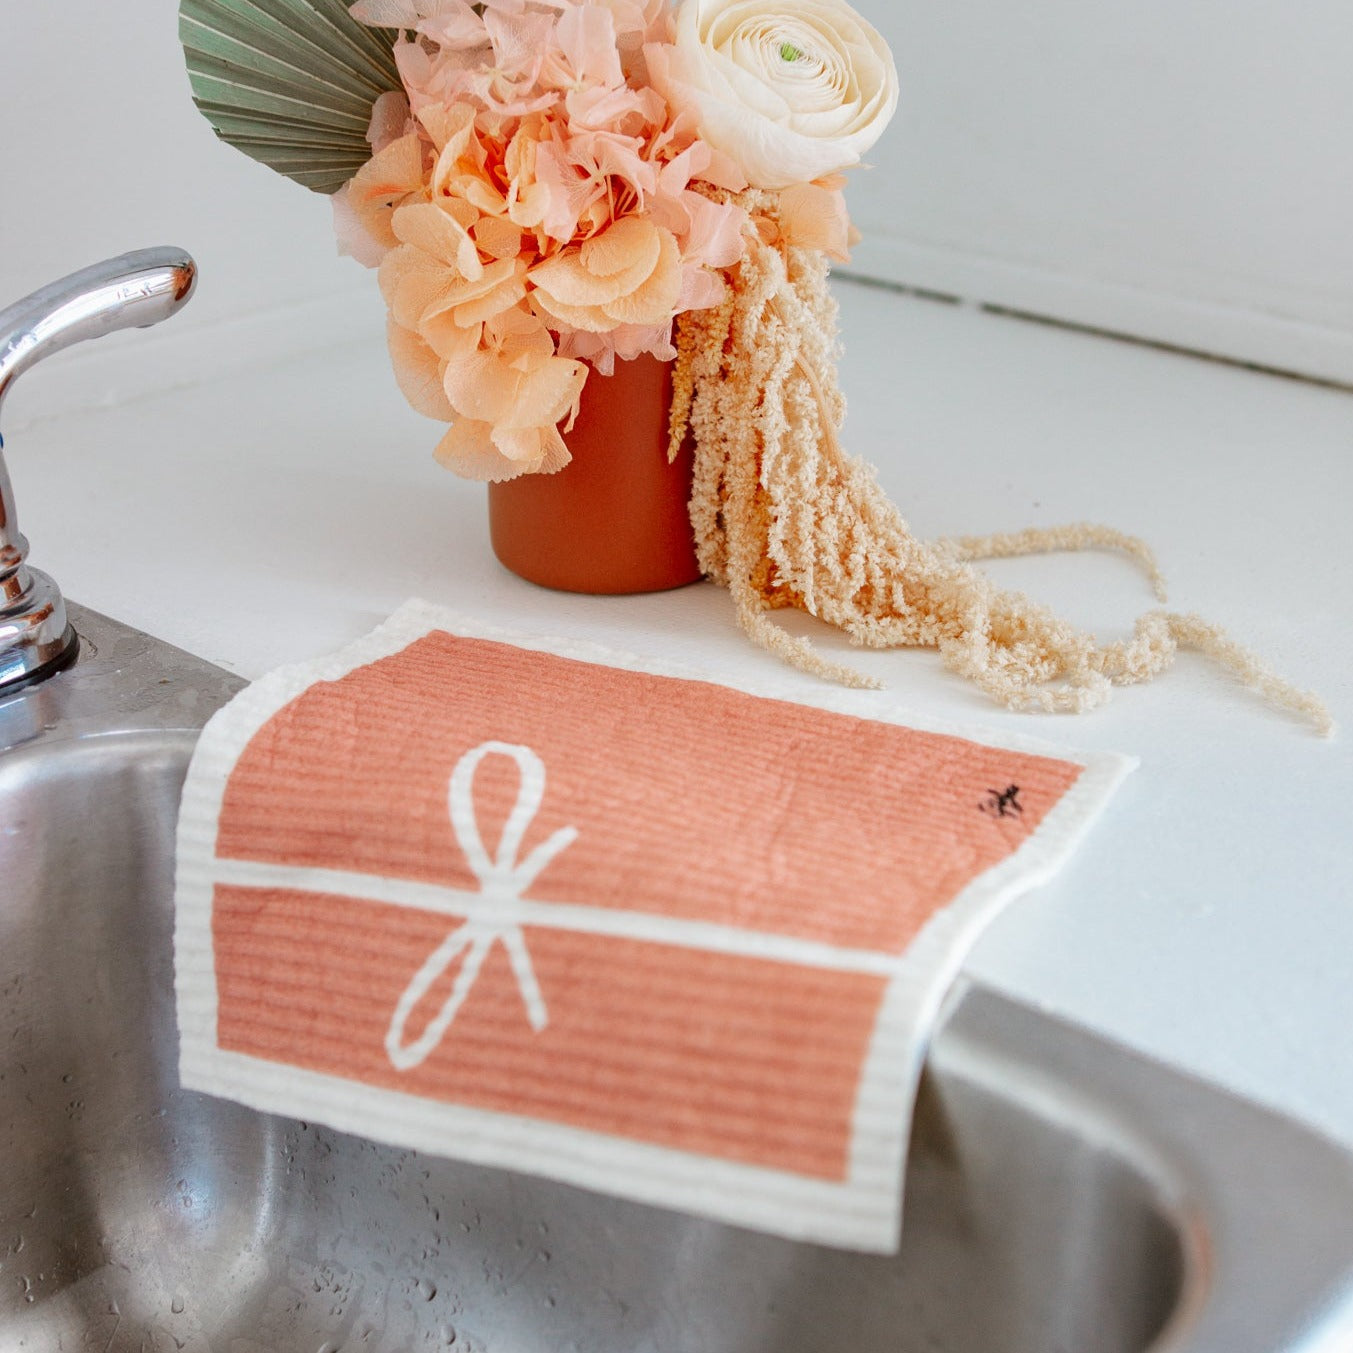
328,0,891,482
181,0,1330,732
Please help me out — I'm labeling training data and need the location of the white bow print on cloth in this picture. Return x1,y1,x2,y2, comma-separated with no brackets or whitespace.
384,741,579,1072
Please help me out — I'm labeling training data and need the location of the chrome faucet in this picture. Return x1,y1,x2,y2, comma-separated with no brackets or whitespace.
0,248,197,693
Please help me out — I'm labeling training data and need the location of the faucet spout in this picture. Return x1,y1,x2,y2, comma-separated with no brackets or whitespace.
0,248,196,424
0,248,197,693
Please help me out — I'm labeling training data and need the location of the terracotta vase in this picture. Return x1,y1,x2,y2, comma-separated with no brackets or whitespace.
487,352,701,594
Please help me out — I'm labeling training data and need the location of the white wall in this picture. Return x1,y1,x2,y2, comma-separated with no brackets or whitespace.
0,0,381,431
848,0,1353,384
2,0,1351,421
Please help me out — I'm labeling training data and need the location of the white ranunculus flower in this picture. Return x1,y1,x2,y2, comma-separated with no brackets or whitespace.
650,0,899,190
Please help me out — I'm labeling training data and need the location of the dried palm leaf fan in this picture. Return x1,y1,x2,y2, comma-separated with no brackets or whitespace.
179,0,400,194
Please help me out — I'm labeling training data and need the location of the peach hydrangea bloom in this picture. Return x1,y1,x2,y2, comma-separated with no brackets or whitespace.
338,0,753,480
335,0,874,481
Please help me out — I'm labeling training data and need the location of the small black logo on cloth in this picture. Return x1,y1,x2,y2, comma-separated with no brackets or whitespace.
980,784,1023,819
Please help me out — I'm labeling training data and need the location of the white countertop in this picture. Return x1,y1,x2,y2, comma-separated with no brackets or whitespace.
10,277,1352,1145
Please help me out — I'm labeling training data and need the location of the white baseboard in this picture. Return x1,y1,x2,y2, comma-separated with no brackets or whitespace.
845,235,1353,389
6,239,1348,446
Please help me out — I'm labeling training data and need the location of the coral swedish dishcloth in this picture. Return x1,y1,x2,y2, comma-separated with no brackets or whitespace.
173,600,1131,1253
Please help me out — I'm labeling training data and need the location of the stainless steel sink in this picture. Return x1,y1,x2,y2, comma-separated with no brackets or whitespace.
3,606,1353,1353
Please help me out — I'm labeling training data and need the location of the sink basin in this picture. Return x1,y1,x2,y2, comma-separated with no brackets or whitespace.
3,606,1353,1353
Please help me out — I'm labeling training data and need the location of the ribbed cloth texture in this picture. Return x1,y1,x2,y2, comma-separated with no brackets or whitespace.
174,603,1129,1250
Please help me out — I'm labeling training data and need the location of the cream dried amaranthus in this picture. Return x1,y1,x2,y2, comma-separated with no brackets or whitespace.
670,200,1333,734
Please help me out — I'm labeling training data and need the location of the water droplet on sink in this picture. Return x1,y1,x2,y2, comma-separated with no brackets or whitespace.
418,1279,437,1302
441,1326,457,1347
171,1294,185,1314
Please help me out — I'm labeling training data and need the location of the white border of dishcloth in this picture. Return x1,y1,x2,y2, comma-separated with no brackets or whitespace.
174,598,1135,1254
